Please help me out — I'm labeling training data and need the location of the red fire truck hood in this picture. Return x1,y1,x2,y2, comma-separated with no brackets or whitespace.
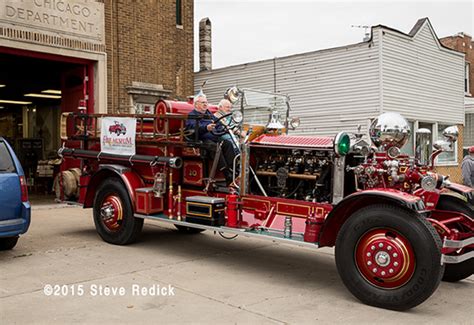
250,134,334,150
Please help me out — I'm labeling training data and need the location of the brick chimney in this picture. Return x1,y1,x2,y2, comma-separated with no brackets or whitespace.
199,17,212,71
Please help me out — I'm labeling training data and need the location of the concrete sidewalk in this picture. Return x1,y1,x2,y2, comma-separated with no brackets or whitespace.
0,206,472,324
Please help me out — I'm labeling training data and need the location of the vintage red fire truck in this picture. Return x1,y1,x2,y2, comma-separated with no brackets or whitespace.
58,87,473,311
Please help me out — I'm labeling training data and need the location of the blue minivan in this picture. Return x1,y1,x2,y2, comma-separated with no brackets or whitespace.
0,137,31,250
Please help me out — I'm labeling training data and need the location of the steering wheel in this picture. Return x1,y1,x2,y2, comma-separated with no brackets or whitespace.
210,112,235,136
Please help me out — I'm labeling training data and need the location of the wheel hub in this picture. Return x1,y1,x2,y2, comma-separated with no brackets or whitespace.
356,229,415,289
100,195,123,232
375,251,391,267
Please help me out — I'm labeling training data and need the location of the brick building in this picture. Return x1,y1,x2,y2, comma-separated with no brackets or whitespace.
105,0,194,113
0,0,193,178
440,33,474,150
0,0,194,186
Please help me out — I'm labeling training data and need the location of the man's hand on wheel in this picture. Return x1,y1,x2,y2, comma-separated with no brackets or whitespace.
207,123,216,131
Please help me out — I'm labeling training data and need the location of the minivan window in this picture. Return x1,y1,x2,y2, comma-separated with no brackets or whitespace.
0,141,16,173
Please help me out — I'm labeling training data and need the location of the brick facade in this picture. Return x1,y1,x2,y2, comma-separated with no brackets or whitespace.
104,0,194,113
0,0,194,114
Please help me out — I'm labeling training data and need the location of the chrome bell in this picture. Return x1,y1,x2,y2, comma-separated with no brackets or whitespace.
266,110,285,130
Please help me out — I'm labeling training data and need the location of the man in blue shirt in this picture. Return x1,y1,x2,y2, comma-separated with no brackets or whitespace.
186,94,237,184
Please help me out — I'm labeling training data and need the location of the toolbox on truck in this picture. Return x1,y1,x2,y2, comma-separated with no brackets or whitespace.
185,196,225,226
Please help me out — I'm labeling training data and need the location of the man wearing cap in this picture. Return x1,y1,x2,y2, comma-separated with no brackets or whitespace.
461,146,474,187
186,93,236,184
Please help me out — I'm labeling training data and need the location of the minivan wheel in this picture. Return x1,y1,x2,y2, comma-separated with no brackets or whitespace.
0,236,19,250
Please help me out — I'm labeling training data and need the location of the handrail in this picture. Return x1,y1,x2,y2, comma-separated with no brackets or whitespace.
60,112,203,145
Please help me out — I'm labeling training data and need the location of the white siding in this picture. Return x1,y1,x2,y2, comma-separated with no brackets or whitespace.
274,40,379,136
195,37,380,137
194,20,465,138
382,22,465,124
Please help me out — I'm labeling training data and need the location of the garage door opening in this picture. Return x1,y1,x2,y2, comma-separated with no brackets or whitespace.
0,49,94,201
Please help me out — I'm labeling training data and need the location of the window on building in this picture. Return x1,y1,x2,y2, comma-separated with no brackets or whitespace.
465,113,474,147
397,120,457,166
176,0,182,26
466,62,471,94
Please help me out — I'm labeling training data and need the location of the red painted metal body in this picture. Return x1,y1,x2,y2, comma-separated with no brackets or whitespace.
155,99,218,133
251,134,334,149
57,93,474,311
226,194,239,228
60,97,473,266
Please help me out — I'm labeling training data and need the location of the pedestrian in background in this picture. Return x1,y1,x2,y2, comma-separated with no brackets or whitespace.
461,146,474,187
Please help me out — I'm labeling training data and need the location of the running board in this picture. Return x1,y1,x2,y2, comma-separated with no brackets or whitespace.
135,213,320,249
441,237,474,264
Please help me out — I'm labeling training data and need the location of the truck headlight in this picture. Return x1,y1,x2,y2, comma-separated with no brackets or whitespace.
232,110,243,123
421,175,437,191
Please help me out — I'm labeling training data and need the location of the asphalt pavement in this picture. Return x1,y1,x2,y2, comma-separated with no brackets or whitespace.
0,204,473,324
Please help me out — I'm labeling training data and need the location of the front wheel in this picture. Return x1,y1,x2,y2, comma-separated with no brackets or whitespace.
335,204,444,311
0,236,19,250
93,178,143,245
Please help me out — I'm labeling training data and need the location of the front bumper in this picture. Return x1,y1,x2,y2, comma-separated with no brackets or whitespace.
441,237,474,264
0,202,31,237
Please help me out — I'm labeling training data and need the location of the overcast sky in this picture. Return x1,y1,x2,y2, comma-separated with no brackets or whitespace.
193,0,473,71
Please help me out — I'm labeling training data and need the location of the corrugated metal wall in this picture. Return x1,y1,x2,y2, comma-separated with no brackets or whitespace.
382,22,465,124
195,36,380,137
195,21,465,137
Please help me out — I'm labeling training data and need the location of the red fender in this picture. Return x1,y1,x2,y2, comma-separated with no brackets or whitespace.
83,165,145,210
319,189,425,247
445,182,474,203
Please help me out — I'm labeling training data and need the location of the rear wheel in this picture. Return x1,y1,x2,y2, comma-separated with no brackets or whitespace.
93,178,143,245
335,204,444,311
436,197,474,282
174,225,205,234
0,236,18,250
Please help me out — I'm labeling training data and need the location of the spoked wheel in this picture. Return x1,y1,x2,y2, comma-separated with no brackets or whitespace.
174,225,205,234
436,197,474,282
93,178,143,245
335,204,444,311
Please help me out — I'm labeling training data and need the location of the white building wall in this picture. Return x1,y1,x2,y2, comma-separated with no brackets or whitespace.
195,35,381,137
381,22,465,124
195,20,465,138
275,43,380,136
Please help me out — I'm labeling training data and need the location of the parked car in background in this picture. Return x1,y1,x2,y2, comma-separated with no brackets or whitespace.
0,137,31,250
